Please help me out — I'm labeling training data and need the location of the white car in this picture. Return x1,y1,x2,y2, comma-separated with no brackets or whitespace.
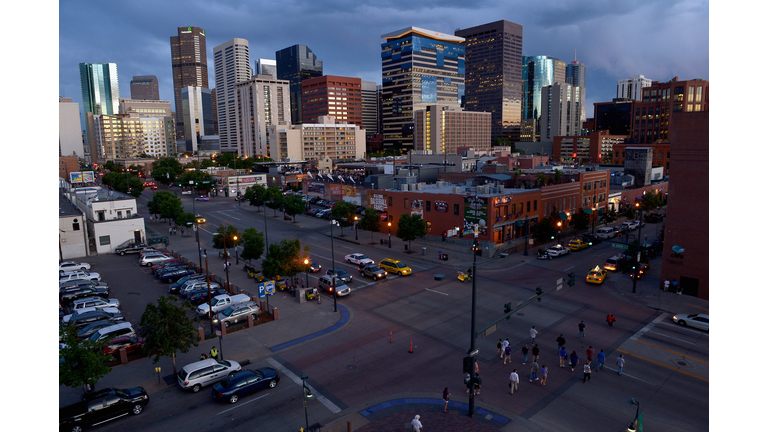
140,254,173,266
59,271,101,283
345,253,374,266
622,221,640,231
59,262,91,274
62,298,121,323
546,245,570,258
672,313,709,332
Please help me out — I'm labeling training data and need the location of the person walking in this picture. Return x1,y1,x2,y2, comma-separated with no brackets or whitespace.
529,360,540,382
569,351,579,372
663,279,670,292
474,374,482,395
501,338,510,358
540,364,548,386
530,326,538,344
521,344,529,365
209,346,218,360
497,338,503,356
559,346,568,368
503,345,512,365
586,346,594,363
169,226,173,235
173,226,177,235
606,313,616,328
556,334,566,351
532,344,540,362
582,362,592,383
181,227,185,236
411,414,423,431
442,387,451,412
509,369,520,395
616,354,625,376
578,321,586,338
596,350,606,372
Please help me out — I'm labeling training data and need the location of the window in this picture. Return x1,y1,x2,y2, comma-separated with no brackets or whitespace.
72,219,80,231
99,235,110,246
97,211,106,221
388,197,392,206
527,201,531,212
533,200,537,211
454,204,460,215
116,211,123,219
126,210,131,218
404,198,409,209
426,201,431,212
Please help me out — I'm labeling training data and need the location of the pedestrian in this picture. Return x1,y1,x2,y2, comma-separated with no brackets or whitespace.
540,364,548,386
616,354,625,376
532,344,540,362
530,326,538,344
503,345,511,364
474,374,482,395
578,321,586,338
521,344,529,365
442,387,450,412
529,359,539,382
181,227,185,236
582,362,592,383
606,313,616,328
556,334,566,351
559,346,568,367
474,359,479,374
169,226,173,235
464,372,471,393
411,414,423,432
596,349,606,372
509,369,520,395
569,351,579,372
173,226,177,235
501,338,510,358
200,353,208,360
210,346,218,360
663,279,670,292
497,338,503,356
586,346,594,363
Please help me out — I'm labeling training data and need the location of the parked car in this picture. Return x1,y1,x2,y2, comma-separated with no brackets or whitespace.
180,280,220,295
177,358,242,393
212,301,262,328
59,279,109,290
59,387,149,431
580,234,602,245
672,313,709,332
159,268,196,283
151,259,184,273
595,227,616,239
317,275,352,297
115,243,151,255
604,255,627,271
379,259,412,276
59,261,91,274
68,308,124,329
546,245,570,258
138,249,171,259
622,221,640,231
60,285,110,304
169,274,206,293
60,271,102,283
76,319,122,340
102,335,145,357
644,213,664,223
63,297,121,322
326,268,352,283
212,368,280,404
629,262,650,279
359,264,387,280
345,253,374,266
187,287,228,305
141,254,173,267
196,293,252,317
87,322,136,344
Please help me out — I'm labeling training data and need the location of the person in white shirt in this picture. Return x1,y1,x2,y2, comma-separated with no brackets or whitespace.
530,326,538,344
501,338,510,358
411,414,423,431
509,369,520,395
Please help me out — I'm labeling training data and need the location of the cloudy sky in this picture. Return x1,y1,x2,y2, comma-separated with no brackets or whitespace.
59,0,708,122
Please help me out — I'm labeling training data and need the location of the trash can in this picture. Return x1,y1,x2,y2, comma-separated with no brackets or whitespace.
380,239,383,245
422,246,426,256
404,244,408,251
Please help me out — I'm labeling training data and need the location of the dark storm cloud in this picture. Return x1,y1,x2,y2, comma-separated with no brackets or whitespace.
59,0,708,118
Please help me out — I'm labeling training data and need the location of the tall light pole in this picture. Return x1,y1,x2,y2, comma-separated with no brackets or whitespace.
467,225,479,417
203,250,214,336
190,180,202,268
632,202,643,294
304,258,310,290
387,222,392,248
626,398,641,431
354,216,359,241
301,374,313,431
556,221,562,245
330,220,339,313
591,207,597,235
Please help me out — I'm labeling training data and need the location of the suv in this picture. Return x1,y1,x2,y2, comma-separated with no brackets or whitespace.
87,322,136,343
69,296,120,313
59,271,102,283
68,308,125,329
318,275,352,297
621,221,639,231
140,254,172,266
60,285,110,304
115,243,151,255
177,358,242,393
379,259,412,276
359,264,387,280
212,302,262,328
604,255,627,271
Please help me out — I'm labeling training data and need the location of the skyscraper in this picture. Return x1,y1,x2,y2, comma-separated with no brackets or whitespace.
60,97,84,158
181,86,215,152
361,81,379,134
214,38,251,154
276,45,323,125
255,59,277,79
617,75,652,101
301,75,362,127
539,83,582,142
455,20,523,142
380,27,465,152
170,26,209,139
235,75,290,158
521,55,566,141
130,75,160,100
566,61,586,123
79,62,120,151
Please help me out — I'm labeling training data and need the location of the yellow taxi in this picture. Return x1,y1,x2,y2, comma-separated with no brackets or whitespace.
567,238,590,251
195,214,206,224
379,259,412,276
586,266,607,284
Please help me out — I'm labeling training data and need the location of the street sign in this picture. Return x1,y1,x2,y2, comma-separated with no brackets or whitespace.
467,349,479,357
612,243,629,249
265,281,276,296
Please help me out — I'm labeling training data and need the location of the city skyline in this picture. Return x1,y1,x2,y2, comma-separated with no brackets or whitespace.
59,0,709,126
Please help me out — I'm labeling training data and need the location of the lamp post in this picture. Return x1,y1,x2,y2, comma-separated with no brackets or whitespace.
190,180,202,268
304,258,310,290
556,221,562,245
301,374,313,432
467,226,479,417
330,220,339,313
216,232,237,293
387,222,392,248
354,216,359,240
523,211,529,256
203,250,214,335
626,398,641,431
591,207,597,236
632,202,643,294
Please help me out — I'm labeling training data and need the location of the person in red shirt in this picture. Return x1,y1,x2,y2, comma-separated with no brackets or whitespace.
586,346,594,363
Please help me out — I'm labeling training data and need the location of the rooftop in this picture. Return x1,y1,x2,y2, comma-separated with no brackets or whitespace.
59,190,84,218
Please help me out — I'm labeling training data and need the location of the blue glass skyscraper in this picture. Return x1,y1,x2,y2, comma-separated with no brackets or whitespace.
79,62,120,150
521,56,565,141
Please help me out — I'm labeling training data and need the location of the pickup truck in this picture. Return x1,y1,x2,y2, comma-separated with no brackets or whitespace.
115,243,151,256
59,387,149,432
196,294,252,317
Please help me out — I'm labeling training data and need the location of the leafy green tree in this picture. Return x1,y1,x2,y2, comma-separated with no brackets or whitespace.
601,207,618,225
59,325,114,394
178,170,213,193
330,201,357,235
359,208,382,244
536,172,548,187
264,186,283,217
244,184,267,212
104,161,124,172
261,239,309,280
147,191,184,221
623,206,636,220
240,228,265,264
213,224,243,252
139,295,200,376
200,158,217,169
175,212,196,233
395,213,427,252
283,194,305,222
152,157,184,185
534,210,561,243
573,208,590,231
554,170,563,184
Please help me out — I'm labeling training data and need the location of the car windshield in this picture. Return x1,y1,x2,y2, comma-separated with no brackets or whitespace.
221,307,234,317
589,272,601,277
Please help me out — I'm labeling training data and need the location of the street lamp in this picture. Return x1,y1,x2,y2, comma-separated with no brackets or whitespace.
523,211,529,256
632,202,643,294
354,216,359,241
304,258,310,290
330,220,339,313
591,207,597,236
216,232,237,293
467,225,479,417
387,222,392,248
626,398,641,431
301,374,313,432
203,249,214,336
556,221,562,245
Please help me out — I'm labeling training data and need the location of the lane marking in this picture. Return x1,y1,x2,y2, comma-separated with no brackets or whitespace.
646,331,697,345
658,322,709,336
216,394,269,415
265,358,341,413
599,366,656,385
629,313,667,341
632,340,709,365
563,266,574,271
615,349,709,382
215,210,241,221
425,288,449,296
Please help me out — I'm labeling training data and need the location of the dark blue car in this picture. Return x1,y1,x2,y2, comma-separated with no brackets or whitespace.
169,274,206,293
159,268,196,283
187,287,227,304
212,368,280,404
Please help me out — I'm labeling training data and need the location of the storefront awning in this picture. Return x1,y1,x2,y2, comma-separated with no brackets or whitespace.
558,212,568,220
583,208,593,214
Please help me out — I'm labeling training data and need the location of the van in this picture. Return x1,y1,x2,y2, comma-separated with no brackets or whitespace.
196,293,251,317
177,358,242,393
88,322,135,343
318,275,352,297
595,227,616,239
604,255,626,272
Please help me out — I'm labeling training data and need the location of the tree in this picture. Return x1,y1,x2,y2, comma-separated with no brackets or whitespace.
554,170,563,184
139,295,200,376
359,208,382,244
395,213,427,252
536,172,548,187
264,186,283,217
178,170,212,194
573,208,590,231
283,195,305,221
534,210,561,243
127,177,145,198
330,201,357,235
152,157,184,185
59,325,114,394
240,228,265,264
601,207,618,225
147,191,184,221
261,239,309,280
213,224,243,251
623,206,636,220
175,211,196,233
244,184,267,212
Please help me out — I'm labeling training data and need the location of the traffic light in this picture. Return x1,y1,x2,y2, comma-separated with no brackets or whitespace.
536,286,543,302
504,302,512,320
459,229,464,238
442,231,447,242
568,272,576,286
463,356,473,374
550,233,555,240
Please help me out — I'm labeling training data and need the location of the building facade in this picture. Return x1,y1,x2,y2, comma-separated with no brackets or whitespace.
521,55,566,142
594,99,633,136
89,113,175,159
301,75,362,127
60,97,84,158
612,142,671,175
413,105,491,155
130,75,160,100
170,26,209,139
119,98,173,118
361,80,379,135
554,130,628,164
214,38,251,154
630,77,709,144
381,27,465,152
566,61,587,124
540,83,581,142
268,115,366,162
180,86,215,152
617,75,651,101
276,44,323,124
455,20,523,142
235,75,290,158
80,62,120,148
255,58,277,79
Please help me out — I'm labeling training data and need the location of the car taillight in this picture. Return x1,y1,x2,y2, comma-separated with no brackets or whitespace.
217,392,223,397
184,381,189,387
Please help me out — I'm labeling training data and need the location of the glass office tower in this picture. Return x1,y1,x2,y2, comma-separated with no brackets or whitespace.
276,45,323,124
522,55,565,141
79,62,120,148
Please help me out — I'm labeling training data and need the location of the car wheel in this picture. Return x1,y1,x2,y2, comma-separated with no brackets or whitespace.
132,404,144,415
678,320,687,327
81,267,87,271
192,384,201,393
229,394,238,404
268,379,277,388
398,271,403,276
70,426,83,432
224,321,230,328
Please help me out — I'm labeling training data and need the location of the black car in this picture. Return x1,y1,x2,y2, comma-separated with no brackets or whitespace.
580,234,602,245
159,268,196,283
60,286,110,304
169,274,206,293
644,213,664,223
76,319,121,339
59,279,109,291
115,243,151,256
212,368,280,404
69,309,125,329
326,268,352,283
60,387,149,431
308,260,322,273
187,287,228,304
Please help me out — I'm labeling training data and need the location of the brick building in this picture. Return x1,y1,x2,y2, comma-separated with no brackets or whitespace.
301,75,363,127
612,142,671,176
553,130,628,163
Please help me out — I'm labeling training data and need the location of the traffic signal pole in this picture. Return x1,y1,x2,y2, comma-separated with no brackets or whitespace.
467,236,478,418
476,277,566,337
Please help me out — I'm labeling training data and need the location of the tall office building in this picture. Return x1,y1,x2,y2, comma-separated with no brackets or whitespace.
617,74,652,101
60,97,84,158
214,38,251,154
381,27,465,151
361,80,379,134
540,83,581,142
413,105,491,154
181,86,215,152
521,55,566,141
170,26,209,140
255,59,277,79
79,62,120,149
130,75,160,100
276,45,323,124
566,61,586,123
455,20,523,142
235,75,290,158
301,75,362,127
269,115,365,162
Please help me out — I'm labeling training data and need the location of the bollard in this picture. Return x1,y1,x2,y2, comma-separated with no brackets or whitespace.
198,327,205,342
119,348,128,364
409,339,413,354
272,307,278,320
390,331,392,343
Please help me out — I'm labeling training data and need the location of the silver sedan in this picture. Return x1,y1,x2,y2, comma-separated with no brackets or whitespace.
672,313,709,332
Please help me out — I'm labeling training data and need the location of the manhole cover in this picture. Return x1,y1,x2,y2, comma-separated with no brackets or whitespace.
677,361,687,366
346,365,357,371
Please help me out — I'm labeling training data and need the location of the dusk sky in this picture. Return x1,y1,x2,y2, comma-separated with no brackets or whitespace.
59,0,709,122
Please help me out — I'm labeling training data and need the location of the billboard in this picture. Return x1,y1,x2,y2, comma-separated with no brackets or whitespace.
369,193,388,211
464,196,488,235
411,199,423,217
69,171,95,183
